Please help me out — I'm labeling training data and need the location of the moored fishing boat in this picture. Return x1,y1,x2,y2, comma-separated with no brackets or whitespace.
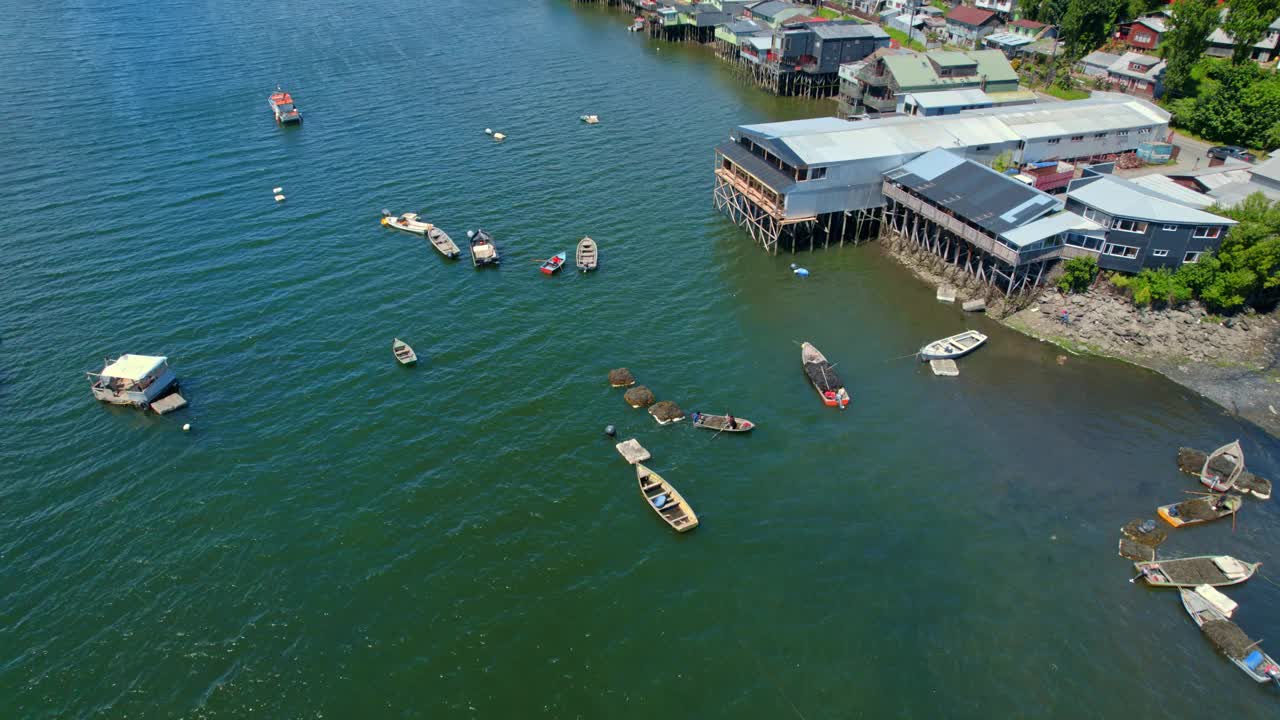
468,229,500,267
392,338,417,365
690,412,754,433
1201,440,1245,493
919,330,987,361
800,342,849,409
268,87,301,125
1177,445,1271,500
1134,555,1259,588
1156,494,1242,528
381,211,461,258
87,354,180,410
539,252,566,275
636,463,698,532
1181,586,1280,684
575,236,597,272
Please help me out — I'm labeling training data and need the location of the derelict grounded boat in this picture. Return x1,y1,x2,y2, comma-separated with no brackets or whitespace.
380,211,461,258
1134,555,1259,588
919,330,987,361
468,229,500,267
576,236,597,272
801,342,849,409
268,87,301,125
1181,585,1280,684
636,463,698,532
1156,494,1242,528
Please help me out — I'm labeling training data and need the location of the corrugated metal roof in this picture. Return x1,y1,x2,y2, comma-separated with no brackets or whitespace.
1251,154,1280,184
905,88,993,108
981,95,1168,140
810,21,888,39
986,33,1033,47
1126,175,1214,208
1068,175,1237,224
880,49,1017,90
1000,211,1103,248
1079,51,1121,68
1208,180,1280,206
890,149,1061,235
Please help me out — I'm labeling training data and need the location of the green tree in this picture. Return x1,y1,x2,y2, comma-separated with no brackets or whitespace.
1060,0,1125,59
991,150,1015,172
1181,61,1280,148
1058,256,1099,293
1223,0,1280,64
1162,0,1220,94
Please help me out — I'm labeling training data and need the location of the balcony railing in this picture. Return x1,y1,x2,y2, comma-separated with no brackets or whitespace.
882,182,1024,266
862,94,897,112
717,167,785,218
856,67,892,87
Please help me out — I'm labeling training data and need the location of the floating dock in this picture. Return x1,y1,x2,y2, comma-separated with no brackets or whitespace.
150,393,188,415
929,359,959,377
616,438,651,465
936,286,957,303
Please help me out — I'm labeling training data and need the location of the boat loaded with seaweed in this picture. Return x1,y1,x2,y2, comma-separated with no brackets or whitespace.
1156,494,1242,528
801,342,849,409
1177,444,1271,500
1181,585,1280,685
690,412,754,433
1134,555,1259,588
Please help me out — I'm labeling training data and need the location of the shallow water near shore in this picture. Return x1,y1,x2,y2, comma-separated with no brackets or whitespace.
3,1,1280,717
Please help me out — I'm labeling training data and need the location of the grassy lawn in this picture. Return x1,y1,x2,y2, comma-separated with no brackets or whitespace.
1043,84,1090,101
816,7,846,19
884,27,925,51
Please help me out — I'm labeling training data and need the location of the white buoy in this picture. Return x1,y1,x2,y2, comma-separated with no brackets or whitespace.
274,194,286,202
493,132,506,141
182,423,191,432
485,128,493,135
272,186,283,194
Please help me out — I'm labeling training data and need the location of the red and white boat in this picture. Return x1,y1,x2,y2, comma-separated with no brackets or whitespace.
268,87,301,125
539,252,566,275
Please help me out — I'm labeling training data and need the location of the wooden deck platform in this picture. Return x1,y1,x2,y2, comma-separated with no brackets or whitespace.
151,393,188,415
929,359,959,377
615,438,651,465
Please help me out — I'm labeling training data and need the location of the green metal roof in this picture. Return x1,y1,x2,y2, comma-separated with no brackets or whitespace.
882,49,1017,92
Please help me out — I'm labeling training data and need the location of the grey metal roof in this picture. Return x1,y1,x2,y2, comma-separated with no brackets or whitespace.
1126,174,1213,208
1208,180,1280,206
887,149,1061,235
716,141,798,193
723,18,767,34
985,32,1033,47
904,88,993,109
1251,154,1280,184
810,22,889,40
1000,211,1103,248
1068,175,1237,225
1079,51,1121,68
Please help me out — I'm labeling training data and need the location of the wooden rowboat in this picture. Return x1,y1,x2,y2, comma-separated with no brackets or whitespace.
919,329,987,361
392,338,417,366
1201,440,1245,493
380,210,461,258
576,236,598,272
1156,494,1242,527
801,342,849,409
1177,446,1271,499
1134,555,1260,588
636,463,698,533
539,252,566,275
690,412,754,433
1181,586,1280,684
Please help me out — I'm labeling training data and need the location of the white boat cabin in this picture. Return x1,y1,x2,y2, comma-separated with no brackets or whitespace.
88,354,177,408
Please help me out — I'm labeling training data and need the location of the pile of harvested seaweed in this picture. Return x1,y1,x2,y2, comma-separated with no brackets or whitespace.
649,400,683,423
803,360,842,393
1118,539,1155,562
1176,446,1272,498
1171,497,1226,521
624,386,655,408
1121,519,1167,548
608,368,635,388
1203,619,1255,659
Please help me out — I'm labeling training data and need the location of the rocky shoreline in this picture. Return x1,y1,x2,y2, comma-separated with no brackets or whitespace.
878,237,1280,436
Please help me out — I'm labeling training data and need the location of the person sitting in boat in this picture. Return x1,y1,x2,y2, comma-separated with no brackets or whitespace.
690,411,701,424
727,413,738,430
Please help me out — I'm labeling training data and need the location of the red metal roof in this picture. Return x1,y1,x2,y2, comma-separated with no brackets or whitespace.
783,15,827,24
946,5,998,26
1009,18,1046,29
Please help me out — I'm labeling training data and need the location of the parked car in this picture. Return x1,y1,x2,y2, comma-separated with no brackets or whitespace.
1207,145,1256,163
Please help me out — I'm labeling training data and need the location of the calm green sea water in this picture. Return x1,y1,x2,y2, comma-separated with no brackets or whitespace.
3,1,1280,717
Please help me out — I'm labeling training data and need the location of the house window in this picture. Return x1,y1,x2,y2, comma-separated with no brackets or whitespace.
1138,127,1150,133
1070,135,1084,142
811,167,827,180
1136,81,1148,89
1184,251,1202,263
1151,248,1169,257
975,145,990,152
1047,138,1060,145
1082,207,1101,222
1118,129,1129,136
1104,243,1140,259
1135,33,1151,43
1193,225,1221,239
1094,132,1107,138
1162,224,1177,231
1112,218,1148,233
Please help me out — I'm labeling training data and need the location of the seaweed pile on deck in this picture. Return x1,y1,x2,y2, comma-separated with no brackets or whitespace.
624,385,655,408
1170,496,1228,521
608,368,635,388
1177,446,1272,499
803,356,842,394
1203,620,1255,659
649,400,683,424
1118,518,1166,561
